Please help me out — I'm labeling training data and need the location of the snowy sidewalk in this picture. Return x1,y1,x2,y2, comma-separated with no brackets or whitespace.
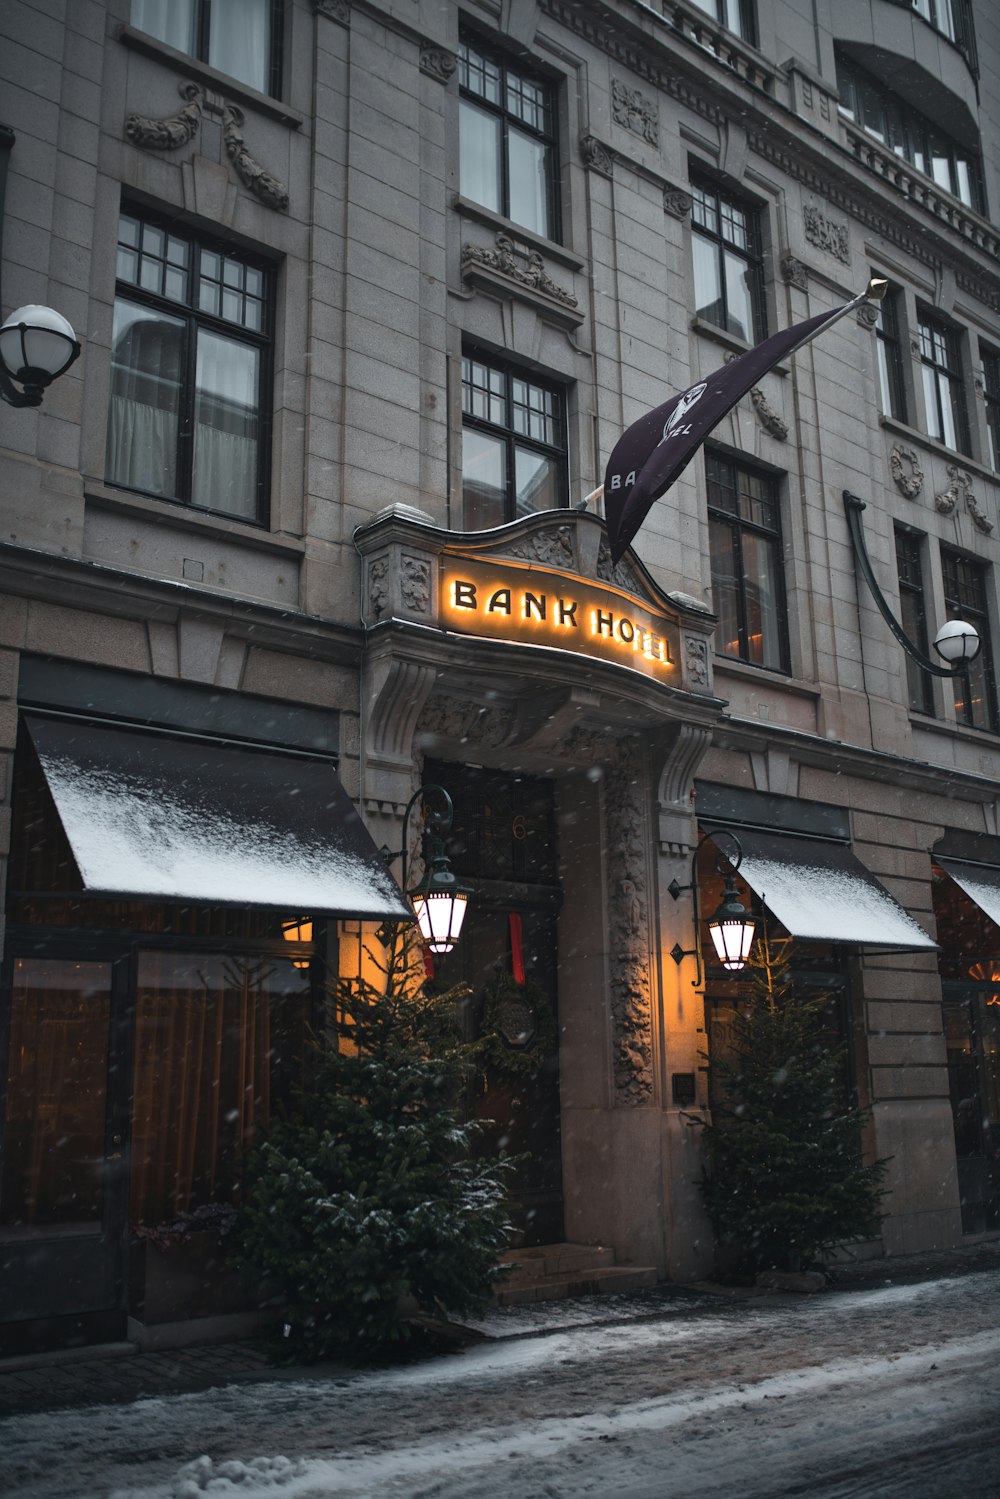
1,1238,997,1420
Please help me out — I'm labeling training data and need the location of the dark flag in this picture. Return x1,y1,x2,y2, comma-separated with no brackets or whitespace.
603,281,886,563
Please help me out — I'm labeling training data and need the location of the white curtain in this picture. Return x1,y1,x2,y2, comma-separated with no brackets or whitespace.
105,301,183,498
192,330,259,520
209,0,270,93
130,0,195,54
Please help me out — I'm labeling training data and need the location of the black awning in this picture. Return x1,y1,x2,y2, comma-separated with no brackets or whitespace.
708,827,937,951
25,715,410,921
936,858,1000,932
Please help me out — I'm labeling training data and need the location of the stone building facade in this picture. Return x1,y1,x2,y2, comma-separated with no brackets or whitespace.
1,0,999,1353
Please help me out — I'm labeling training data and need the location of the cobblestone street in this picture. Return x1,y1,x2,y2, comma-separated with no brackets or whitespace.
2,1255,999,1497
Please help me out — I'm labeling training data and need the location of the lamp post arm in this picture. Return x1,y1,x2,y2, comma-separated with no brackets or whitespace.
843,492,968,678
388,783,456,893
669,827,747,987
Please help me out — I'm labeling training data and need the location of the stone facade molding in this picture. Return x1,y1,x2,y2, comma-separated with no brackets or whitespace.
313,0,350,25
605,738,654,1104
663,185,693,219
461,233,582,325
723,352,787,439
780,253,808,290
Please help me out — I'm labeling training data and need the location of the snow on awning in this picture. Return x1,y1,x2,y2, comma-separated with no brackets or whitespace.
707,827,937,951
25,715,411,921
936,858,1000,931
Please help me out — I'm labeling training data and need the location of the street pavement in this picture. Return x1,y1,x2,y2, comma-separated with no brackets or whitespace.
0,1240,998,1498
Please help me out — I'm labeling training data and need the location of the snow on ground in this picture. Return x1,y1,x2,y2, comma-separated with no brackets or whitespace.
2,1272,998,1499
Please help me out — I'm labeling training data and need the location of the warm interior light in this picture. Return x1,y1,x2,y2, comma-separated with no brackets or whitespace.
281,917,313,969
412,889,468,954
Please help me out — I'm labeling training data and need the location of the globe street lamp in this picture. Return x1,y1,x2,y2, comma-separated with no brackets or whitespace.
0,304,81,408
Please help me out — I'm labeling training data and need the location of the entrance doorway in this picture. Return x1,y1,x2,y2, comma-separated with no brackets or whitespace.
426,760,564,1246
942,987,1000,1234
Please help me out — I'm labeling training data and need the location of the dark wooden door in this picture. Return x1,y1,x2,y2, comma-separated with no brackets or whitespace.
0,950,130,1353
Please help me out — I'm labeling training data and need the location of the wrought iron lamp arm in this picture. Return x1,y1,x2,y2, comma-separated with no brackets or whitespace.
668,827,747,987
843,492,970,678
383,783,455,893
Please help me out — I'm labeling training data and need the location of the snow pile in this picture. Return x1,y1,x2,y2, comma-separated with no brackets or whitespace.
173,1455,306,1495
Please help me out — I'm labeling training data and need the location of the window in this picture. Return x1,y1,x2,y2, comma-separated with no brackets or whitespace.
874,285,907,422
461,354,567,528
130,0,279,95
895,528,934,715
687,0,756,42
941,550,997,731
912,0,976,68
106,211,271,524
919,313,970,454
982,348,1000,471
707,453,788,671
837,55,983,213
458,37,558,241
691,179,766,344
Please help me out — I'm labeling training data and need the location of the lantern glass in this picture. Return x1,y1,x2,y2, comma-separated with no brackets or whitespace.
933,619,981,664
413,889,468,953
708,913,756,971
0,304,80,385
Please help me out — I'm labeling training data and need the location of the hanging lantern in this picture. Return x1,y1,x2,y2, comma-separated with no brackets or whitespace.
410,849,470,954
706,871,758,972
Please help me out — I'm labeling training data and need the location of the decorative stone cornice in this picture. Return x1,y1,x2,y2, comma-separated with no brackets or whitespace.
461,233,582,325
663,185,693,219
935,465,993,533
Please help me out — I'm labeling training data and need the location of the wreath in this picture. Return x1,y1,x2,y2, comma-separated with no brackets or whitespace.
477,967,558,1079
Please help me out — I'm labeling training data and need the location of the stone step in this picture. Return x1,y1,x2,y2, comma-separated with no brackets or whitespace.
498,1242,617,1282
493,1264,659,1307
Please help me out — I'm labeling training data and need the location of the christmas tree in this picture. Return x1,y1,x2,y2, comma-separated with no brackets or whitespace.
234,927,513,1361
696,932,887,1275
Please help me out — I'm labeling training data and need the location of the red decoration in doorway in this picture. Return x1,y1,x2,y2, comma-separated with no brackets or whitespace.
509,912,525,985
423,948,435,980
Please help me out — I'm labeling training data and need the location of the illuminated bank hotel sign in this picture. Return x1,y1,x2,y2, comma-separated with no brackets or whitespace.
441,556,679,681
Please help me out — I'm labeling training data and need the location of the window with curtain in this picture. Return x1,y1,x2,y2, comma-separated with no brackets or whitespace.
130,951,310,1227
687,0,756,44
873,283,907,422
836,53,984,213
918,312,970,454
105,212,270,524
894,527,934,716
458,36,558,241
461,352,567,528
982,347,1000,472
911,0,977,69
130,0,279,96
941,549,998,731
690,178,766,344
707,452,788,672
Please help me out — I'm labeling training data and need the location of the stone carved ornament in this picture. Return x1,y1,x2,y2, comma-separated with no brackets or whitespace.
125,81,202,149
685,636,709,688
596,536,641,591
889,444,924,500
368,556,390,618
611,79,659,146
856,301,880,330
124,85,289,212
223,105,289,212
723,352,788,440
501,525,577,571
604,738,654,1103
420,44,456,83
580,136,614,177
780,254,808,291
462,234,579,310
314,0,350,24
417,693,515,749
803,202,850,264
935,465,994,533
400,555,432,612
663,186,692,219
